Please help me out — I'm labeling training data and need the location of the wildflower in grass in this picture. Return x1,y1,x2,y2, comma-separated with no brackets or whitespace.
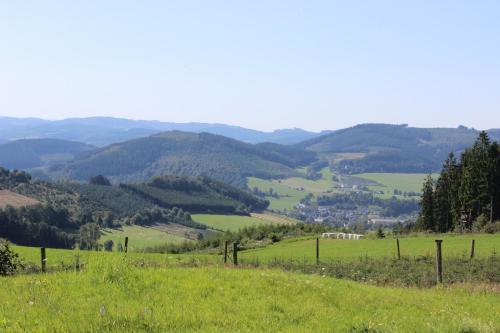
99,306,106,316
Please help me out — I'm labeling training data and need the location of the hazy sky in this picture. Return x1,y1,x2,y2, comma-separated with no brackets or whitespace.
1,1,499,131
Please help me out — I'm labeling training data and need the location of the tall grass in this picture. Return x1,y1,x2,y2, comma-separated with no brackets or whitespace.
1,255,499,332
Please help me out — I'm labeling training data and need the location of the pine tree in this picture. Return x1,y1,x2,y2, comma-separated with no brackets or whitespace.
458,132,492,229
434,153,458,232
418,175,435,231
489,141,500,222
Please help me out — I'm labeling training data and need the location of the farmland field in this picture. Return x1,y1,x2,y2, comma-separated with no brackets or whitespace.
352,173,438,199
250,212,299,225
0,255,499,332
192,214,270,232
0,190,40,208
100,225,187,251
248,170,436,209
247,168,339,210
240,234,500,263
247,177,306,210
192,213,297,232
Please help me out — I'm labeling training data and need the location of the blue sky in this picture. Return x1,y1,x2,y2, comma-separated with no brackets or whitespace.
1,0,499,131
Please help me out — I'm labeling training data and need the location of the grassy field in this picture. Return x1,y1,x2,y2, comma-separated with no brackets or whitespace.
1,255,499,332
352,173,438,199
241,234,500,263
11,245,215,272
192,214,270,232
277,168,336,194
247,168,339,211
192,213,298,232
250,212,299,225
247,177,306,210
100,225,186,251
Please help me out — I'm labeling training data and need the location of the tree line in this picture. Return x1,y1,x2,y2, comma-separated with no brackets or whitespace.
418,132,500,233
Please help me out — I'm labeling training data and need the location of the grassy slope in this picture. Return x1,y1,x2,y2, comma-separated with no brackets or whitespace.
249,170,436,208
192,213,298,232
250,212,299,225
241,234,500,262
247,177,306,210
100,225,186,251
247,168,339,211
352,173,437,199
1,258,499,332
192,214,270,232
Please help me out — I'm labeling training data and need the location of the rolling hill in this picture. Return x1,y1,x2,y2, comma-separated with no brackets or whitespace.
298,124,500,173
0,138,94,170
0,167,268,248
50,131,317,186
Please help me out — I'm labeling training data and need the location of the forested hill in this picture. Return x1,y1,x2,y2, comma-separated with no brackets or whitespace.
49,131,316,187
0,168,268,248
297,124,500,173
0,138,94,170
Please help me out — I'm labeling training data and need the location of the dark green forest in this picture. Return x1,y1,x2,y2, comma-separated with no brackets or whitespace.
418,132,500,233
50,131,315,187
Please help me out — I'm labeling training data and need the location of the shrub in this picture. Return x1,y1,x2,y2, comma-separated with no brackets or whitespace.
0,240,21,275
89,175,111,186
482,221,500,234
104,240,114,251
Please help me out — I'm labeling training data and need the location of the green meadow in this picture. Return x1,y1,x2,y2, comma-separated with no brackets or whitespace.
247,177,306,210
247,168,339,211
100,225,186,251
192,214,270,232
240,234,500,263
352,173,438,199
1,255,499,332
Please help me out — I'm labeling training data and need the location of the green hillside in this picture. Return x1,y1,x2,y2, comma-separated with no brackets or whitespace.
0,168,267,249
0,138,94,169
298,124,482,173
52,131,316,187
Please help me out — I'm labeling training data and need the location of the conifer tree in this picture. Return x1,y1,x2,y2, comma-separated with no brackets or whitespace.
434,153,458,232
418,175,435,231
489,141,500,222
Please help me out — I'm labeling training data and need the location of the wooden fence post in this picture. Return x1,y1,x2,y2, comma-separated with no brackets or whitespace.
40,247,46,273
396,238,401,260
233,242,238,266
124,237,129,254
316,237,319,265
435,240,443,284
470,239,475,259
224,241,228,264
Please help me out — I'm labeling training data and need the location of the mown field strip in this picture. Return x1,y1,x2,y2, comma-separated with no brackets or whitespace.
191,214,270,232
100,225,187,251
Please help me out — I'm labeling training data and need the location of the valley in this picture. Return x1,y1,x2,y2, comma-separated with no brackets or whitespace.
2,120,500,332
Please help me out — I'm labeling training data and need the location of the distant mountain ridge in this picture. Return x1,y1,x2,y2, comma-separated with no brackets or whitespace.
2,118,500,180
0,138,94,170
0,116,326,146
